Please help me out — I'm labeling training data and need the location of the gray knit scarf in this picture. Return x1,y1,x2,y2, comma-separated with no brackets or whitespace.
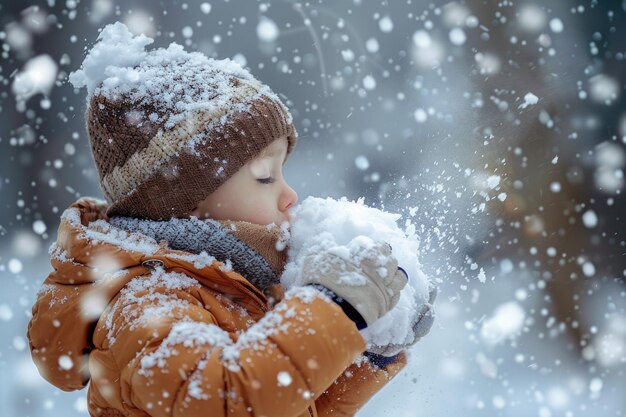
109,216,279,292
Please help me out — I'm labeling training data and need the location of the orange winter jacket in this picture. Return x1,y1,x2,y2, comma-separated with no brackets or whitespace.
27,198,406,417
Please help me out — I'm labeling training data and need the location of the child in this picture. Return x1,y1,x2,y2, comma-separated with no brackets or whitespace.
27,23,429,417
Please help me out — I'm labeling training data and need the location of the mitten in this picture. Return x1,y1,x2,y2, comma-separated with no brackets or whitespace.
367,283,437,357
300,242,408,326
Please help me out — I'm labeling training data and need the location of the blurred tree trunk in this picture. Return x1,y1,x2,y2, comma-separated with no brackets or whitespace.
463,0,602,354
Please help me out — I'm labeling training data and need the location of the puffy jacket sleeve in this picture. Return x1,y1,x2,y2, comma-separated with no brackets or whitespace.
314,351,407,417
100,277,367,417
27,273,94,391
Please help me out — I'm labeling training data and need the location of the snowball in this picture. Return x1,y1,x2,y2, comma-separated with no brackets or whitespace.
281,196,432,347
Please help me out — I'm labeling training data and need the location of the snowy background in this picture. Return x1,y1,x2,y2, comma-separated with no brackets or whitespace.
1,0,626,416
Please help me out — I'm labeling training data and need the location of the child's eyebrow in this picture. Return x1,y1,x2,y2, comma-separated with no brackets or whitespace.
266,145,288,164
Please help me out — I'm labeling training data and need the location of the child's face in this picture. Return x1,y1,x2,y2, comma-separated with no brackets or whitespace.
190,137,298,226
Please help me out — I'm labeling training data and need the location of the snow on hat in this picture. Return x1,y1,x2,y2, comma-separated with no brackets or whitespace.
69,22,297,220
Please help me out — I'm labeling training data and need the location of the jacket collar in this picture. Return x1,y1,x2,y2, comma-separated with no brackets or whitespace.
52,197,287,315
107,215,288,293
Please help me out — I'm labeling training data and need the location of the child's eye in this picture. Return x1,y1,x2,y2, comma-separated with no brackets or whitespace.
257,177,276,184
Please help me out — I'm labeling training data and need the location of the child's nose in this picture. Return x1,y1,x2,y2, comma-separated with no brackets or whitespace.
280,183,298,212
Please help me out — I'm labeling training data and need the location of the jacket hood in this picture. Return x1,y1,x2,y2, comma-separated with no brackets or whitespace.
27,197,281,391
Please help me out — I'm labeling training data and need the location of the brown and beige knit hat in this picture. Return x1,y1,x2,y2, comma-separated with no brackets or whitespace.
69,23,297,220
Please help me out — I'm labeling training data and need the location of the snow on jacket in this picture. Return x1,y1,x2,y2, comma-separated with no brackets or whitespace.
27,198,406,417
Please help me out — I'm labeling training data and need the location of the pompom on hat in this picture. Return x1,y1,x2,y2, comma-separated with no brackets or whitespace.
70,22,297,220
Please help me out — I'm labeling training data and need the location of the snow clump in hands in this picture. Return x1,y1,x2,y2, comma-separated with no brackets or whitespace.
281,196,434,348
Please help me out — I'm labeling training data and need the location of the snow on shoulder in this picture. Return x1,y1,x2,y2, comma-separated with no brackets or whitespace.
282,196,434,347
68,21,277,129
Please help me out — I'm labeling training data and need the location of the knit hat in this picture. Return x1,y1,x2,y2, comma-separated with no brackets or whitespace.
69,22,297,220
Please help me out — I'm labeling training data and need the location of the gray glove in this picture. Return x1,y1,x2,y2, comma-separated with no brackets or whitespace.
367,283,437,357
300,242,408,326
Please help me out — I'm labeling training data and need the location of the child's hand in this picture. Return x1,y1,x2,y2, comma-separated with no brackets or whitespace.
300,241,408,326
367,284,437,357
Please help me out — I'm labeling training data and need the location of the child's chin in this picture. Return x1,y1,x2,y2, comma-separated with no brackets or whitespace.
270,219,291,228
